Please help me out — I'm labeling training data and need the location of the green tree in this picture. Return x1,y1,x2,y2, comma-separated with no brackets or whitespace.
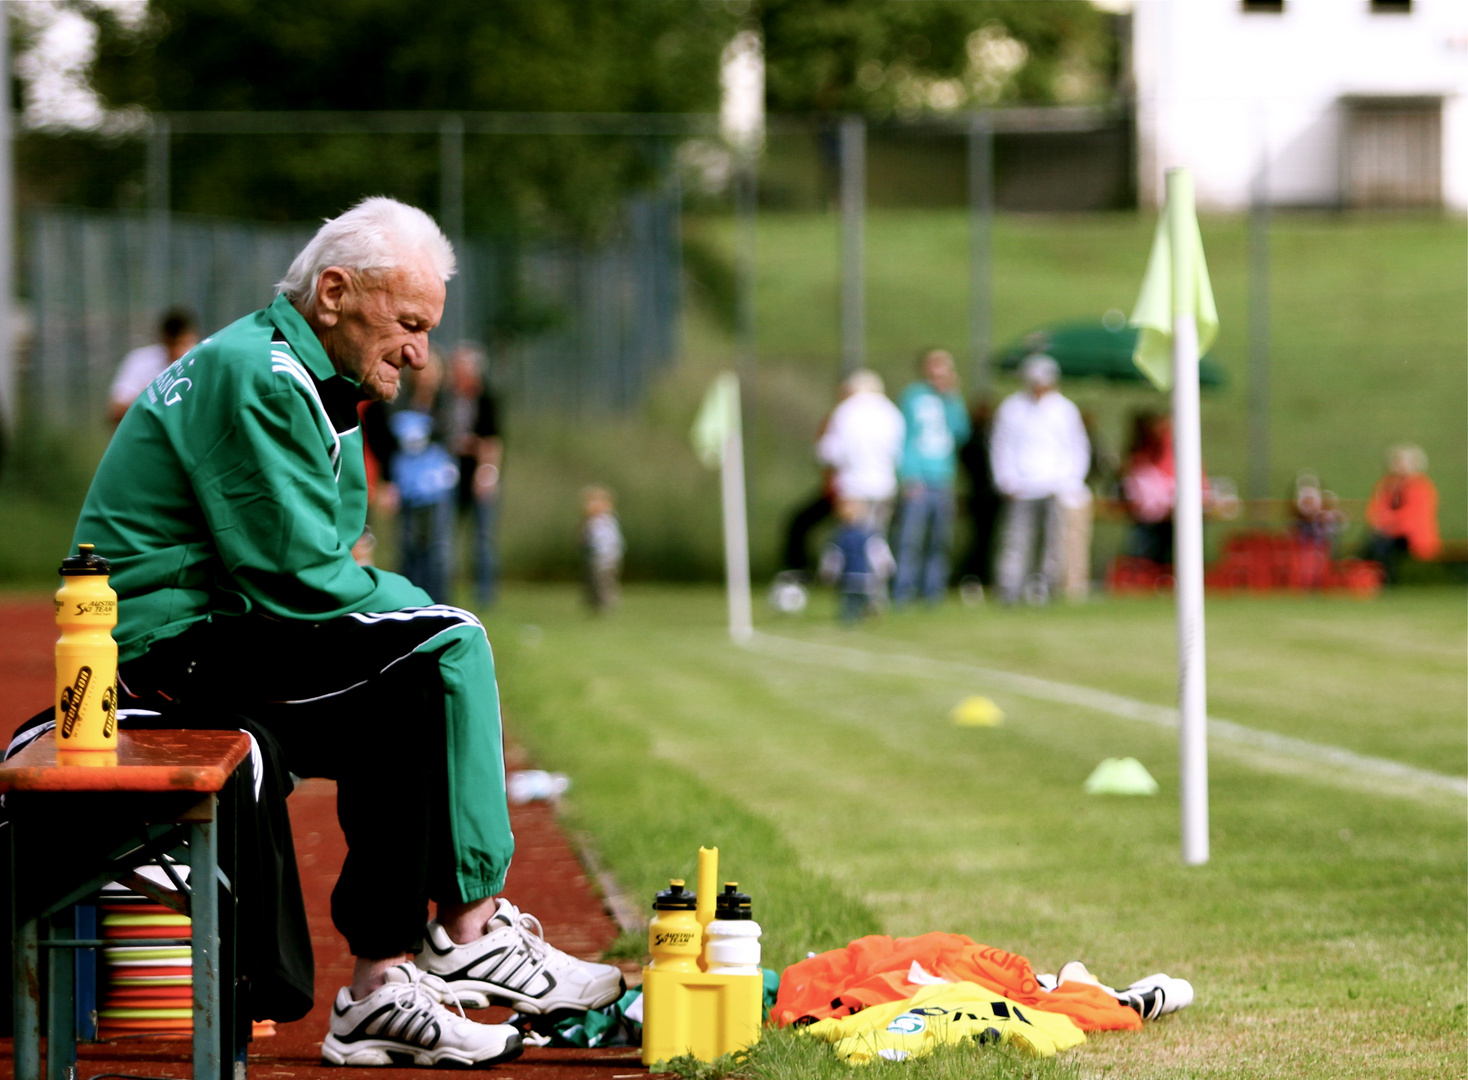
759,0,1118,115
16,1,1119,227
28,0,738,230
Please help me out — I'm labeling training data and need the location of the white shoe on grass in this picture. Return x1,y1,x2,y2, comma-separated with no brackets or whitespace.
321,962,523,1067
416,898,625,1012
1119,973,1194,1018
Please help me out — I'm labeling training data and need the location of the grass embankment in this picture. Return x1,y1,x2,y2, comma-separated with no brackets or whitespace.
504,209,1468,581
486,585,1466,1080
4,212,1462,587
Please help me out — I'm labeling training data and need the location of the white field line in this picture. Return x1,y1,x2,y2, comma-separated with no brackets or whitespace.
743,631,1468,799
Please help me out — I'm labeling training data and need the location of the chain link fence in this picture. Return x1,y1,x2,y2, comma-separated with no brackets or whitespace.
21,191,680,428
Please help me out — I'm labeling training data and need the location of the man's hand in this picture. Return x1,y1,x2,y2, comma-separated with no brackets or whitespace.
473,463,499,500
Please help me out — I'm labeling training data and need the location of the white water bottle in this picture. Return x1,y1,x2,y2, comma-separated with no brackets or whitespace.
703,883,762,976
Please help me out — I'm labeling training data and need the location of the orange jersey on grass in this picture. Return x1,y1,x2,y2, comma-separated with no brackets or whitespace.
773,932,1142,1032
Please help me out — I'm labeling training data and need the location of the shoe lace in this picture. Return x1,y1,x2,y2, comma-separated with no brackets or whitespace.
388,970,468,1023
502,903,554,964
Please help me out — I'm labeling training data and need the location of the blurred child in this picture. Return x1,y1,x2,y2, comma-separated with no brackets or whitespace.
581,486,624,612
1291,471,1346,548
819,499,896,625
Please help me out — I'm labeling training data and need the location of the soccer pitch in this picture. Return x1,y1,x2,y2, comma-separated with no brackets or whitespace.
485,585,1466,1079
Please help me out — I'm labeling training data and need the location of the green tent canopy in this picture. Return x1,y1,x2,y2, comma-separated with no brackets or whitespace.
995,319,1226,388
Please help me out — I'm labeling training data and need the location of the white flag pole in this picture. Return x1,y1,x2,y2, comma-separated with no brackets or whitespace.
1168,168,1210,865
721,379,754,643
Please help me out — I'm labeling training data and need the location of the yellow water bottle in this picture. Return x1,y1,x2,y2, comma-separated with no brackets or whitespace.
648,880,702,973
54,544,119,757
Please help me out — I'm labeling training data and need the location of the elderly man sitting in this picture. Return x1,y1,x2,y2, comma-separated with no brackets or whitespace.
69,197,620,1068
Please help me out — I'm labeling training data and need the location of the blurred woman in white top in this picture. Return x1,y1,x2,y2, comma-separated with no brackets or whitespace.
817,369,906,531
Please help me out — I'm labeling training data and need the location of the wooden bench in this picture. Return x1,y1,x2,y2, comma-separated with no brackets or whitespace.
0,729,252,1080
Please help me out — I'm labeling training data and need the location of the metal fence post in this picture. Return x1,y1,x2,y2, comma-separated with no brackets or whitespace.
440,114,465,348
147,117,172,318
839,115,865,377
1247,130,1271,510
967,112,994,396
0,8,14,432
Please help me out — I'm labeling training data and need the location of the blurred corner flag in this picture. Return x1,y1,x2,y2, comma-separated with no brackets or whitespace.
1130,168,1214,867
1129,179,1219,391
691,373,753,642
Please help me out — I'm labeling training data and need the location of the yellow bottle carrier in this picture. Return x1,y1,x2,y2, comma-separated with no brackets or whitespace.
641,847,763,1066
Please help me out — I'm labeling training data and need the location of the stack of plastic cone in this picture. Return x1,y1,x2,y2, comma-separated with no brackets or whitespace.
95,884,275,1040
98,895,194,1039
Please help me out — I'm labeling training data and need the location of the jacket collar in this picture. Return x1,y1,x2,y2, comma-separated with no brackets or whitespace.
266,293,341,385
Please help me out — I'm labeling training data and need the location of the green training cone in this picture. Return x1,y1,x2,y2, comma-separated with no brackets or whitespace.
1083,757,1159,796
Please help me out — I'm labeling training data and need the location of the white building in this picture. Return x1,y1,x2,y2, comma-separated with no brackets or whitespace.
1132,0,1468,210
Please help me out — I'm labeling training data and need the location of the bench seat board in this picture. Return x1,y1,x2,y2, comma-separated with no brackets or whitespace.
0,730,251,793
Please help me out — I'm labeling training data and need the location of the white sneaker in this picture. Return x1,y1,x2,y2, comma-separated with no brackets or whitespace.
321,962,523,1067
416,898,625,1012
1119,973,1194,1019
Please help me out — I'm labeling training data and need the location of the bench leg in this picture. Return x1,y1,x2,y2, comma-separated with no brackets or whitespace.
191,799,222,1080
12,822,41,1080
46,911,76,1080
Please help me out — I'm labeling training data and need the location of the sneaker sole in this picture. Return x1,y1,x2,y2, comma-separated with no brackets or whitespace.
321,1032,524,1068
441,973,625,1014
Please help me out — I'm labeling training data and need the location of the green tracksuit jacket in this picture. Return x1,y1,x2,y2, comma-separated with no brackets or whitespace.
74,293,513,900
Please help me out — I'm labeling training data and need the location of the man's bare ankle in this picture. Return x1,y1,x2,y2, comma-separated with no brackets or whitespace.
351,954,413,999
439,896,500,946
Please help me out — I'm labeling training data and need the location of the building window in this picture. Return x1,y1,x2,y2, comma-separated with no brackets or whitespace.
1242,0,1284,12
1370,0,1411,12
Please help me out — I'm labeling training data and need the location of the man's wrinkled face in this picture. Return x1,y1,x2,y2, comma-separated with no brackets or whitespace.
316,255,445,402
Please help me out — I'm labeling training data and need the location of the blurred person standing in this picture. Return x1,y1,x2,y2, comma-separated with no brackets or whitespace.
384,353,458,603
106,307,198,424
1120,412,1211,568
989,355,1089,604
581,485,624,612
1362,444,1440,584
1120,411,1174,563
956,396,999,595
817,370,905,603
817,369,905,533
445,343,504,606
893,349,970,605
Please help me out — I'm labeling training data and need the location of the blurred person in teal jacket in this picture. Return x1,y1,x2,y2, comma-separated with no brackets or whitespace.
893,349,970,605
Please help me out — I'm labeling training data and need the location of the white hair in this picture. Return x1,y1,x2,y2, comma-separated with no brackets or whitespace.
276,196,456,303
1388,443,1428,475
845,369,885,395
1021,353,1060,389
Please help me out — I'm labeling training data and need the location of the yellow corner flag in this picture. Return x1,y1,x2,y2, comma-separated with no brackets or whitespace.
691,372,741,469
1129,171,1219,390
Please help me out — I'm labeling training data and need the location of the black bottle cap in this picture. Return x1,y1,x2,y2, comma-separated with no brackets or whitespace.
653,879,697,911
60,544,111,576
714,882,752,920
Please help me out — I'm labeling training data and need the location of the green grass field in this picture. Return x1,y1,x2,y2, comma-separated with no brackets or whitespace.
484,584,1466,1079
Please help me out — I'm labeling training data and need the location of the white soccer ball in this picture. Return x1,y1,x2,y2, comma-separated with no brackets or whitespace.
769,580,809,615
